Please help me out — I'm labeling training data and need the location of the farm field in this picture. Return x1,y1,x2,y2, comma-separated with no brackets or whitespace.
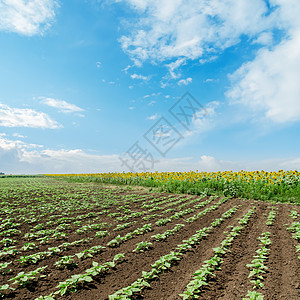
0,177,299,300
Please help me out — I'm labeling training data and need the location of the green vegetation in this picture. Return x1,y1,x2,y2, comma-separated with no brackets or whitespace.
52,170,300,204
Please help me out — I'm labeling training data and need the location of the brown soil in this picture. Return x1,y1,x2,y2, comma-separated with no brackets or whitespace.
0,180,299,300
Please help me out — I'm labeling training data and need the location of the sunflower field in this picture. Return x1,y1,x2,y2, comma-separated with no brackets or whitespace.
47,170,300,204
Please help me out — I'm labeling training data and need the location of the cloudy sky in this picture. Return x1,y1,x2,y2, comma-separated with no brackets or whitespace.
0,0,300,174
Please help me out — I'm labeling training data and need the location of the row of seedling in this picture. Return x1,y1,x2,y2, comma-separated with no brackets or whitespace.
266,207,277,226
151,224,185,241
155,208,194,226
141,195,184,210
107,223,153,247
136,198,231,247
76,222,111,234
108,205,241,299
17,238,91,266
1,266,48,298
180,207,256,299
242,231,272,300
33,253,125,299
185,197,229,223
287,210,300,259
54,244,105,269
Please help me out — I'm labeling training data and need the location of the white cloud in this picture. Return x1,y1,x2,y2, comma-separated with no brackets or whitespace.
144,92,160,98
122,65,132,73
1,135,299,173
149,155,300,172
130,73,150,80
118,0,275,67
146,113,159,120
129,106,135,110
182,100,219,140
0,0,59,36
0,135,120,173
151,92,161,96
96,61,101,68
165,58,186,79
225,0,300,124
227,30,300,123
160,81,167,88
177,77,192,86
252,31,273,45
0,135,41,151
148,100,156,106
0,103,61,129
199,55,218,64
195,156,300,172
12,133,26,138
39,97,84,114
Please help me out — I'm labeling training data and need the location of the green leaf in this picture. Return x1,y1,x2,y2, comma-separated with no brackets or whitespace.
84,276,93,282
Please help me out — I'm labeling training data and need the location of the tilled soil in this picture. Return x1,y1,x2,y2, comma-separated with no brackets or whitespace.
0,179,299,300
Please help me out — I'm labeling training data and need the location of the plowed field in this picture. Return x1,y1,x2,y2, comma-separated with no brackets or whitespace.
0,178,299,299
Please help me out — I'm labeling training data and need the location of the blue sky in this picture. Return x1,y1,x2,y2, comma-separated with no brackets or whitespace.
0,0,300,174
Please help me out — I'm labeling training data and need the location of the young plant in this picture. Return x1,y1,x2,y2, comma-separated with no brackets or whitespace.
0,238,17,247
55,253,125,296
75,245,105,260
289,210,299,220
0,284,15,298
55,273,93,295
133,241,153,253
18,251,50,265
0,246,18,260
0,261,12,274
95,230,109,238
21,242,37,251
266,209,277,226
54,256,77,269
9,266,48,287
113,222,134,231
133,224,153,235
107,235,123,247
242,290,264,300
52,231,67,240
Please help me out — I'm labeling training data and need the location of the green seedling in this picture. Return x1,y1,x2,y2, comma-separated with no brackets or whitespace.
0,238,17,247
0,246,18,260
133,241,153,253
18,251,50,265
21,242,37,251
55,273,93,295
243,290,264,300
95,230,109,238
250,279,264,289
9,266,48,287
114,222,134,231
0,261,12,274
0,284,15,298
289,210,299,220
107,235,123,247
54,256,77,269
